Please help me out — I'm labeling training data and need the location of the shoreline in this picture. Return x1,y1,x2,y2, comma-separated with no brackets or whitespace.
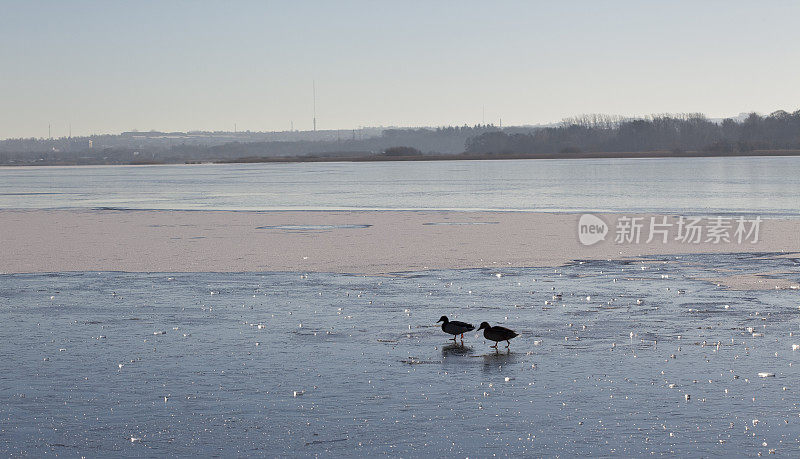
4,149,800,167
2,210,799,288
216,149,800,164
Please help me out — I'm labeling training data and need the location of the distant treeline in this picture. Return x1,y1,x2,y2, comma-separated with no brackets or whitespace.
183,125,503,160
465,110,800,156
3,110,800,165
0,125,509,165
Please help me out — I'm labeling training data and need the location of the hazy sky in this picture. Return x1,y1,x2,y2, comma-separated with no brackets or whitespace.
2,0,799,138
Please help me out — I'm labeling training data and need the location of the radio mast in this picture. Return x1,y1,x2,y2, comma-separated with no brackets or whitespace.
312,80,317,132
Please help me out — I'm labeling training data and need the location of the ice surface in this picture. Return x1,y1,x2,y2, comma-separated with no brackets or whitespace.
1,252,800,456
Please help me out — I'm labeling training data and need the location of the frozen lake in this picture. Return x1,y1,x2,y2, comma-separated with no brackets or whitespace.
2,252,800,456
3,156,800,215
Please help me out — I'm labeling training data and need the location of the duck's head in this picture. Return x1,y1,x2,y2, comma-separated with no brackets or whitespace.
437,315,448,323
477,322,491,330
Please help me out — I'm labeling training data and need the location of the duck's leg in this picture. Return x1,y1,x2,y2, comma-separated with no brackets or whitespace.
491,342,498,348
460,333,464,340
505,340,510,348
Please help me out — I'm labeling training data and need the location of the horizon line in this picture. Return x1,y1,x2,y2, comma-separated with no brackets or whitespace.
1,109,787,141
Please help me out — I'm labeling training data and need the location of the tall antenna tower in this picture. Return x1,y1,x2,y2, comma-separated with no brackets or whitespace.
312,80,317,132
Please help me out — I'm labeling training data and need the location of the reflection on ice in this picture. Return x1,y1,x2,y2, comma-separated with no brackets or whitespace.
440,343,473,357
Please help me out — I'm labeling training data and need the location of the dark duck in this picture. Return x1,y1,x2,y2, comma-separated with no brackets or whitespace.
437,316,475,342
477,322,519,348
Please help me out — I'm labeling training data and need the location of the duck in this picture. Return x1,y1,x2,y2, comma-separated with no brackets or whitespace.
477,322,519,348
437,316,475,342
